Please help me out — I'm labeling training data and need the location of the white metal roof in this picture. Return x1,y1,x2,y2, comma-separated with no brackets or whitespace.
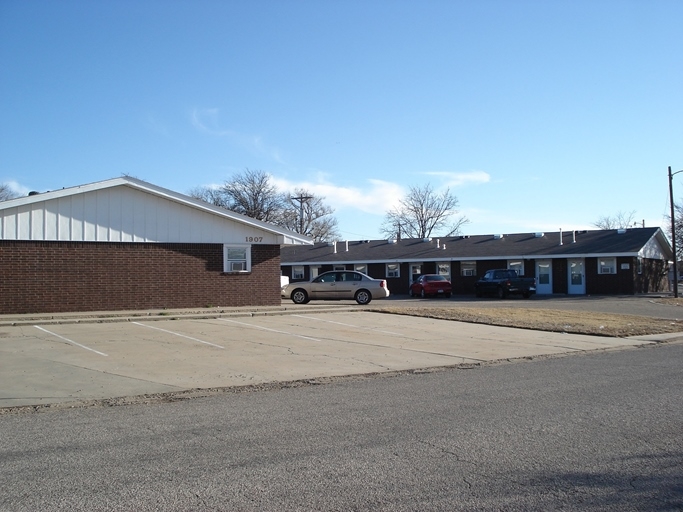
0,177,313,245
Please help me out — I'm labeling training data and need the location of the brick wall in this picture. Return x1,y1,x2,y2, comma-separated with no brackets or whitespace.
0,241,282,314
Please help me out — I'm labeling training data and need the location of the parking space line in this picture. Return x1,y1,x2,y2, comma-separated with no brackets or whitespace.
217,318,323,342
291,314,405,336
132,322,225,349
34,326,108,357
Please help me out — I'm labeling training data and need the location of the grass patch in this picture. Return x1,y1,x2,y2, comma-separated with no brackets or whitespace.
374,306,683,337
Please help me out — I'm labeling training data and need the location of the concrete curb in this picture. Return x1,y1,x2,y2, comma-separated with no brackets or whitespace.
0,305,362,327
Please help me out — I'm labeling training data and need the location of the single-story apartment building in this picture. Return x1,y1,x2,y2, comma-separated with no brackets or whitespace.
0,177,312,314
281,228,673,296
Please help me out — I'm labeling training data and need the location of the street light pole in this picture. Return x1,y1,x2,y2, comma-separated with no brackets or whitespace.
668,166,683,298
292,194,313,235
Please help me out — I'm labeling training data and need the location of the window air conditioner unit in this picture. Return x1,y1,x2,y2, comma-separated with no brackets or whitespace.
231,262,246,271
601,267,612,274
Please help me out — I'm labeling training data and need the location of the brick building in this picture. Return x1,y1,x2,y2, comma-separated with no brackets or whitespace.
0,177,311,314
281,228,673,296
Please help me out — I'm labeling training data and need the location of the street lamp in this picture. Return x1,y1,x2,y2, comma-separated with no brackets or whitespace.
668,166,683,297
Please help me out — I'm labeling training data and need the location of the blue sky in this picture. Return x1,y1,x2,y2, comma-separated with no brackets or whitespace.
1,0,681,240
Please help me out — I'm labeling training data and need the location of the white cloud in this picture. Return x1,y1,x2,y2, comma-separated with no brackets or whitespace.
5,180,30,197
271,175,404,216
190,108,285,164
422,170,490,188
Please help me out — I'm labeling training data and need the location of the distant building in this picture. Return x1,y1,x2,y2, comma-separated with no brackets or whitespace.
281,229,672,296
0,177,312,314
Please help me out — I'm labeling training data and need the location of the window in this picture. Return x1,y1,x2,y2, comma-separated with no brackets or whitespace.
637,258,643,275
437,262,450,278
224,245,251,272
342,272,362,282
508,260,524,276
461,261,476,277
354,264,367,274
316,272,337,283
386,263,400,278
599,258,617,274
292,266,304,280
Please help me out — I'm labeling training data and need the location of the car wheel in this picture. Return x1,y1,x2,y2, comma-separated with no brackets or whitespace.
497,287,506,299
409,288,414,297
420,289,426,298
445,293,451,298
291,289,309,304
355,289,372,305
475,289,483,298
522,292,531,299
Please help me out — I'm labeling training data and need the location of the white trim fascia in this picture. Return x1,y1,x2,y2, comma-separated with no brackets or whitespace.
1,176,313,246
282,253,645,266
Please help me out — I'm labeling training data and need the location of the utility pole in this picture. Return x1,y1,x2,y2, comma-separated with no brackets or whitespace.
668,166,683,298
291,194,313,235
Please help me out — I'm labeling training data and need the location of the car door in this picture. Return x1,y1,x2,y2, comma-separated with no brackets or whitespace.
309,272,339,299
479,271,495,293
332,272,363,299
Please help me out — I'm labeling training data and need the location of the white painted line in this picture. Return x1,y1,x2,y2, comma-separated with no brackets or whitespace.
34,326,108,357
217,318,323,342
292,314,404,336
132,322,225,349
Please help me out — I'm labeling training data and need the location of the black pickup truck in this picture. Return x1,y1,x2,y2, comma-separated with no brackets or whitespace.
474,269,536,299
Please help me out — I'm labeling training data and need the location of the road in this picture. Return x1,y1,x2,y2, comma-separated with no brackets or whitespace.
1,341,681,511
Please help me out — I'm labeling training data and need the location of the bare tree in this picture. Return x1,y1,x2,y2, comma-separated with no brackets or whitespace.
189,172,340,241
592,210,637,230
0,183,19,202
380,184,469,240
221,169,287,223
188,186,231,209
667,202,683,263
283,189,340,242
190,169,286,222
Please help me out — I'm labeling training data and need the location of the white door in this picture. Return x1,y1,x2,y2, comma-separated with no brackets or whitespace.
535,260,552,294
568,258,586,294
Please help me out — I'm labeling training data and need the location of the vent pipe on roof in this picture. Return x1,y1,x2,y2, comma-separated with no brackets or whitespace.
437,238,440,248
443,244,446,250
559,228,563,246
345,240,348,252
572,230,576,243
334,241,337,253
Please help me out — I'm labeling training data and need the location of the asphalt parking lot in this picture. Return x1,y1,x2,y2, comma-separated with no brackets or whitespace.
1,301,675,410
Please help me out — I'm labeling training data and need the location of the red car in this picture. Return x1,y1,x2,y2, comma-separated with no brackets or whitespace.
409,274,452,298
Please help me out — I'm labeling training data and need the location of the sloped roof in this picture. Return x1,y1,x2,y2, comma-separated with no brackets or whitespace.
0,176,313,245
282,228,672,264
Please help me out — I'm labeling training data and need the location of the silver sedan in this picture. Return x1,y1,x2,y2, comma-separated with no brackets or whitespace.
282,271,391,305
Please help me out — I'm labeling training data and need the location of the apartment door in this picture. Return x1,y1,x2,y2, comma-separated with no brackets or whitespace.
568,258,586,294
535,260,552,294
